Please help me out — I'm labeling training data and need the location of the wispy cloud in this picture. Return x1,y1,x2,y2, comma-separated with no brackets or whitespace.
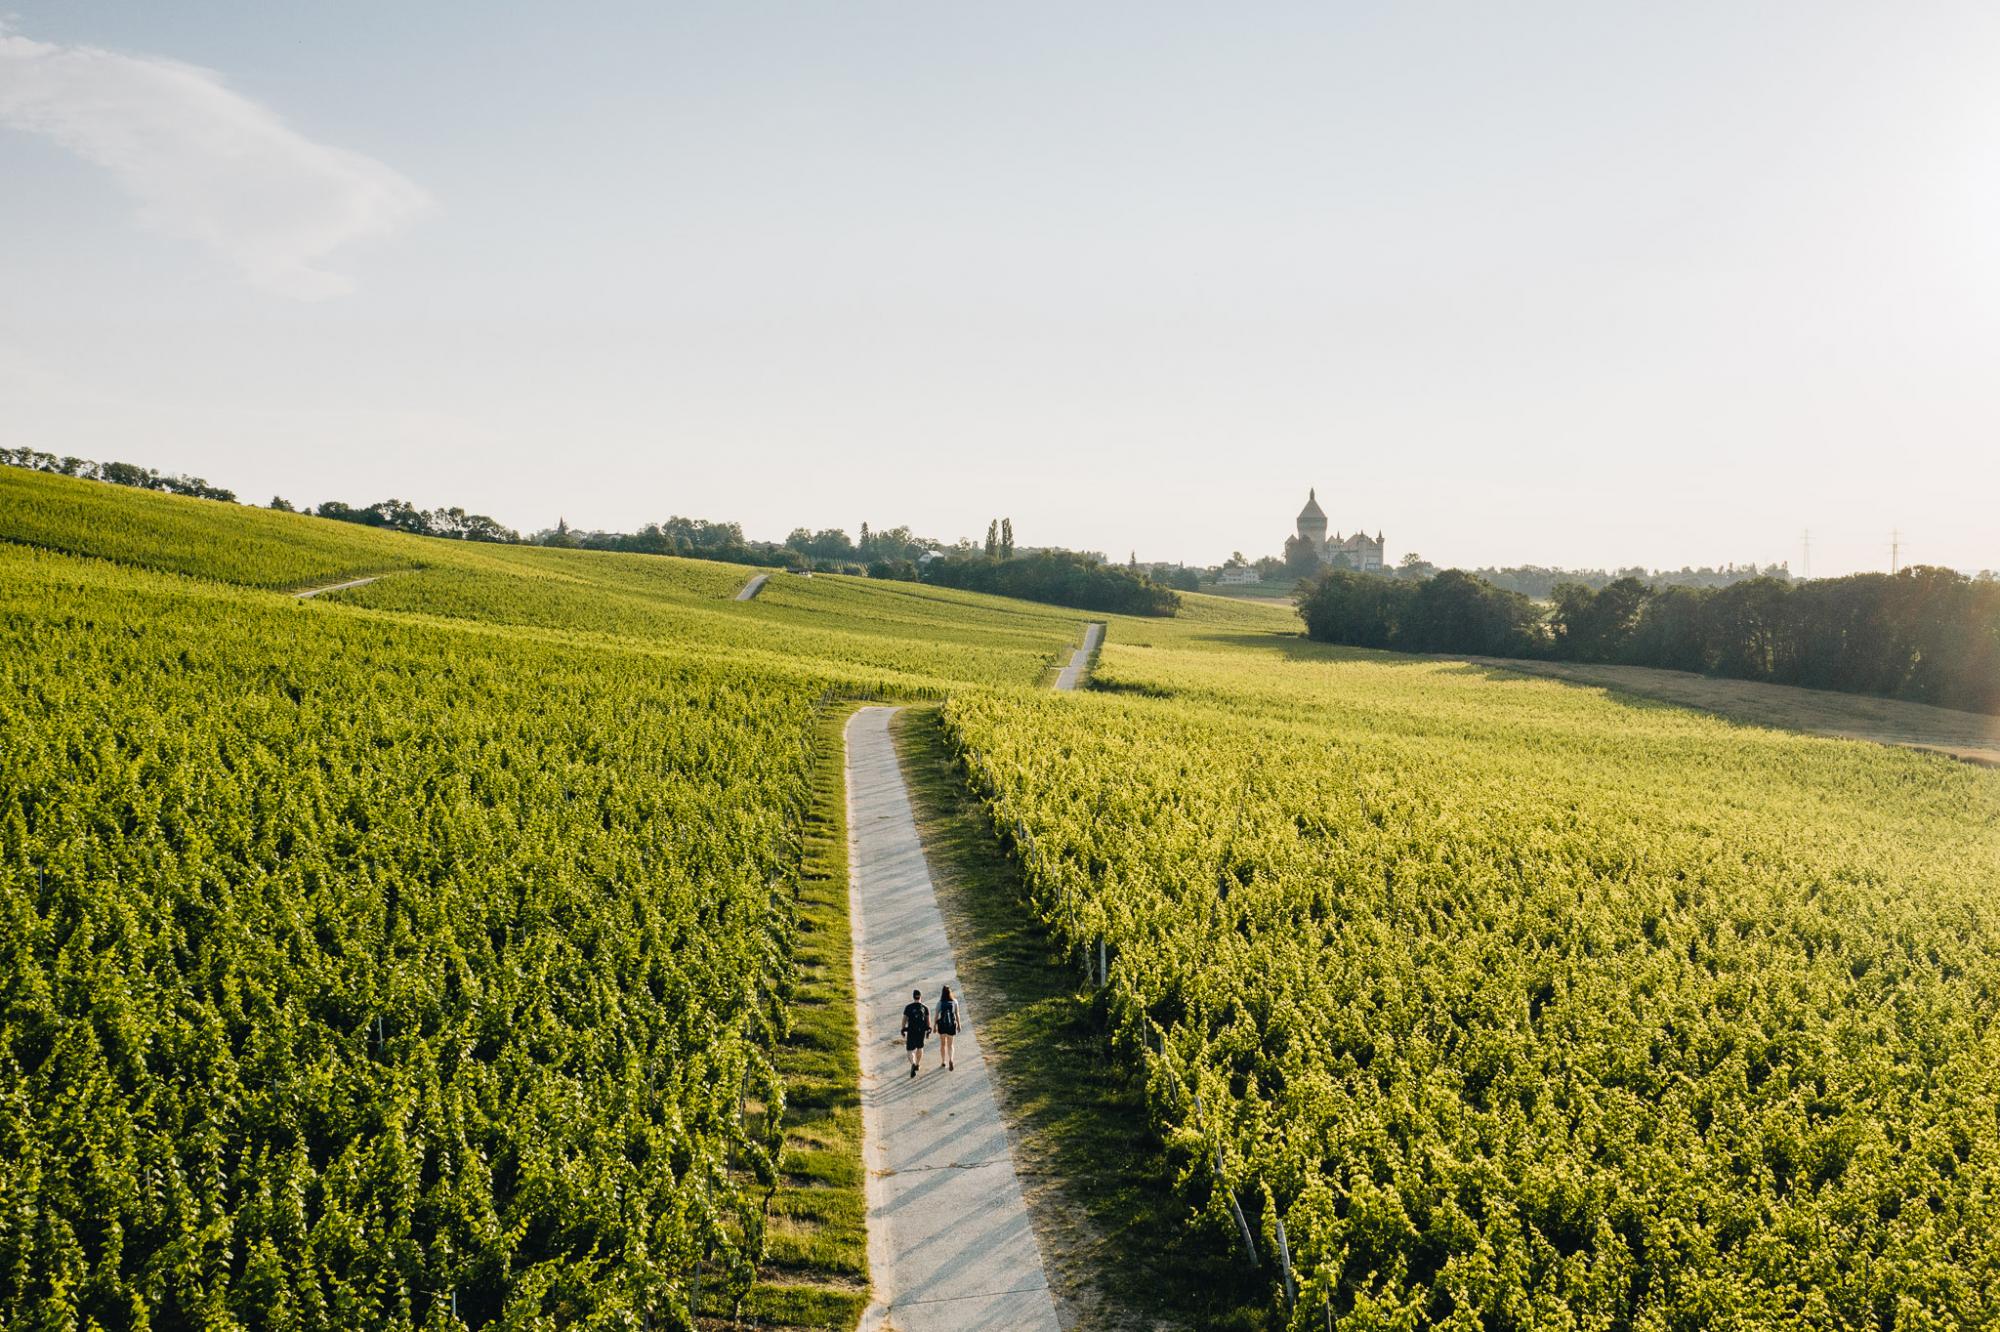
0,27,429,299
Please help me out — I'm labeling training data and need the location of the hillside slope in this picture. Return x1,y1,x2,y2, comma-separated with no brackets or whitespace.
1462,655,2000,766
944,603,2000,1328
0,473,1183,1331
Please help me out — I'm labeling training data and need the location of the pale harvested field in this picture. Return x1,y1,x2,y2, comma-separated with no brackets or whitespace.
1464,657,2000,767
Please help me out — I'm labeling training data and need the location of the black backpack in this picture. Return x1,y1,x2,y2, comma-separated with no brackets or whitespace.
937,998,958,1031
906,1001,930,1036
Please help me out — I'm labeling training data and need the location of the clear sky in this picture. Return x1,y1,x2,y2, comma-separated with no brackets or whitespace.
3,3,1996,575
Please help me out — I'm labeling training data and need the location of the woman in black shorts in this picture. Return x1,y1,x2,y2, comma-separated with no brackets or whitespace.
935,985,962,1071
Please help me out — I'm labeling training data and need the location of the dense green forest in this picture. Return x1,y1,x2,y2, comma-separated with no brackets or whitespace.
1297,566,2000,713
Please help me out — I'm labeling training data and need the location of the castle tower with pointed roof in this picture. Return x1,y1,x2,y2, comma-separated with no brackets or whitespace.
1296,488,1329,558
1295,488,1385,571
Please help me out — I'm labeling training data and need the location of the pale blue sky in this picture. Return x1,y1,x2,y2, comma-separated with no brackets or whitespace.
3,3,1996,574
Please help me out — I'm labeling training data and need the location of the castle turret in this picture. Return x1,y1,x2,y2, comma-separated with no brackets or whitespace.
1296,488,1328,556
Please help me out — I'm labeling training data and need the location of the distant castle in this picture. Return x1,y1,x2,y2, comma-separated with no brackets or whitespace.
1296,489,1385,572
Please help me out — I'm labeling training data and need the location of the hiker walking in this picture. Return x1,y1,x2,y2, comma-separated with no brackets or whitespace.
936,985,963,1071
901,989,931,1078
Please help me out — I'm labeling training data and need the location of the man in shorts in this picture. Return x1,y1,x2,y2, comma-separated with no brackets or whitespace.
901,989,931,1078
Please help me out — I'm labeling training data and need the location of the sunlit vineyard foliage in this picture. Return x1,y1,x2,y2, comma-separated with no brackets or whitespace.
333,551,1088,689
943,620,2000,1329
0,471,1093,1330
17,462,1994,1331
2,551,822,1326
0,468,423,589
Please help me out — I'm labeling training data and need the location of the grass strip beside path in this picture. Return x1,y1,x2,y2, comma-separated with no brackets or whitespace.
890,706,1269,1332
722,705,870,1330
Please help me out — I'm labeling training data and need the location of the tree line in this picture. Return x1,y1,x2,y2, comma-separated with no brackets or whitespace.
775,521,941,577
1298,565,2000,713
2,447,236,502
311,497,520,542
1242,538,1794,595
538,517,951,577
1466,560,1795,598
540,514,802,568
927,546,1180,617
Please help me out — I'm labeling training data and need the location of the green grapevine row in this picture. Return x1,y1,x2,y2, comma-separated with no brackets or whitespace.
943,625,2000,1329
0,469,424,590
0,467,1098,1332
0,546,831,1328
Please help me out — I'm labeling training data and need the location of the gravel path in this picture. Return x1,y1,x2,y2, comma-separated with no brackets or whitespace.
1053,622,1104,691
735,572,771,601
845,706,1061,1332
293,575,381,600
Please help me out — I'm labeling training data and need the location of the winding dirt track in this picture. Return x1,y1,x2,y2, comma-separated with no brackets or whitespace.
292,575,380,600
1054,622,1104,691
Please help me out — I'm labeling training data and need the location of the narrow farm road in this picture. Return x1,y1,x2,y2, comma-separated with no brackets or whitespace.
1053,622,1104,691
735,572,770,601
293,575,381,600
845,706,1061,1332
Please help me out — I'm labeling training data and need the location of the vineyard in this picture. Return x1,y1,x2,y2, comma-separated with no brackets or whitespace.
10,463,1999,1330
0,467,424,589
0,471,1095,1330
942,616,2000,1329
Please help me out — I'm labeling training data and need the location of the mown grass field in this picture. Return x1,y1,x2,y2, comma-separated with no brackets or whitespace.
1462,656,2000,768
1202,577,1304,602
